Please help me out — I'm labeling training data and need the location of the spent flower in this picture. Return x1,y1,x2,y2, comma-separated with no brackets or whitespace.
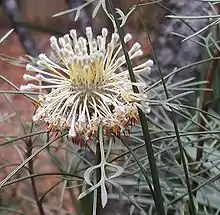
20,27,152,142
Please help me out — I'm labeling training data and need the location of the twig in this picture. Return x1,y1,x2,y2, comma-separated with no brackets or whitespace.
192,4,220,196
26,137,46,215
192,49,219,196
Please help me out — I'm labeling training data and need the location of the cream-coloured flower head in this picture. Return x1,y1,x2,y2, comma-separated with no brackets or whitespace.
20,27,152,142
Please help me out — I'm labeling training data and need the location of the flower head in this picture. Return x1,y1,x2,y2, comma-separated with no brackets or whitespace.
20,27,152,142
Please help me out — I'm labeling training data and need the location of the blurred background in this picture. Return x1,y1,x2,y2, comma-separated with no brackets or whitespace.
0,1,214,214
0,0,210,124
0,2,161,214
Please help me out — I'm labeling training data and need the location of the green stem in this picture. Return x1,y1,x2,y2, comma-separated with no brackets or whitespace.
136,5,196,214
107,1,165,215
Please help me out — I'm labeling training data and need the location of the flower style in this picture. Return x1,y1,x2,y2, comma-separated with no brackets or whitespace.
20,27,152,141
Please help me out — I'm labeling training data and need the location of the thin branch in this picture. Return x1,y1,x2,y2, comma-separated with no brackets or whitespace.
192,48,220,196
26,137,45,215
